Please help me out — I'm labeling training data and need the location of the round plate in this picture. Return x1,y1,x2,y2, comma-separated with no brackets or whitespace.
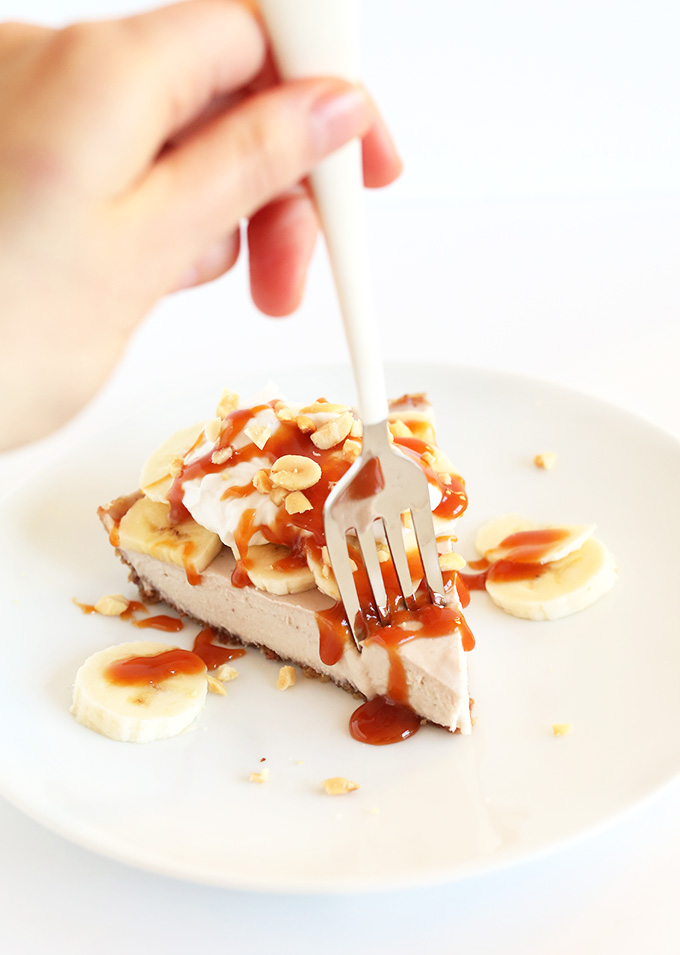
1,362,678,893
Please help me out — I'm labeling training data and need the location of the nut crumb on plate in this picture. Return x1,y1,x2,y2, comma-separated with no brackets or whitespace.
214,663,238,682
322,777,360,795
206,674,227,695
534,451,557,470
552,722,572,736
249,768,270,783
276,665,296,690
93,594,129,616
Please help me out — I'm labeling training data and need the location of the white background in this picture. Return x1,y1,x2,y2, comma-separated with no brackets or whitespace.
1,1,679,952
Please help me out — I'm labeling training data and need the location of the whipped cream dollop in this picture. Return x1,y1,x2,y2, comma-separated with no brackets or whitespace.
182,405,282,553
171,390,466,568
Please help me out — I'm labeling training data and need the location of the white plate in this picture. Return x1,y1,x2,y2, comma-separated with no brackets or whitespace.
1,362,679,893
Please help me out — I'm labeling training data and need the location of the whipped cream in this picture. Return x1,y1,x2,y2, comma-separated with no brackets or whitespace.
175,394,464,569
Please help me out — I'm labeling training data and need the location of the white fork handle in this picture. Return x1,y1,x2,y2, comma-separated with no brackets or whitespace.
258,0,389,425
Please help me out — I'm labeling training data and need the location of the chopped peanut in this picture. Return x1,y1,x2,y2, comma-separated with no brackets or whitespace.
276,665,296,690
322,777,360,795
94,594,129,616
207,674,227,695
535,452,558,470
211,447,233,465
270,486,288,506
216,389,239,417
284,491,312,514
552,723,572,737
274,402,295,422
204,417,222,443
244,424,271,450
249,768,270,783
295,414,316,434
214,663,238,682
271,454,322,490
342,438,362,462
253,468,273,494
310,412,353,450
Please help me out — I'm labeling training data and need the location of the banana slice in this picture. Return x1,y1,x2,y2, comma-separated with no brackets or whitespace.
475,514,537,558
484,522,596,565
70,641,208,742
118,496,222,579
475,515,595,563
242,543,316,595
140,422,206,503
485,536,617,621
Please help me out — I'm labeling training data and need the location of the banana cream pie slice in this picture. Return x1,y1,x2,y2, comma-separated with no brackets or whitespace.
99,389,474,742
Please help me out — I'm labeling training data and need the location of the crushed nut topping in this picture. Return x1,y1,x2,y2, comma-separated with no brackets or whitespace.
535,452,558,470
342,438,361,462
249,768,270,783
276,665,296,690
216,389,239,417
214,663,238,682
322,777,360,795
552,723,572,737
274,401,295,422
253,468,273,494
93,594,129,616
269,485,288,506
211,447,233,465
244,424,271,450
204,417,222,443
295,414,316,434
311,411,354,450
271,454,322,490
284,491,312,514
207,674,227,695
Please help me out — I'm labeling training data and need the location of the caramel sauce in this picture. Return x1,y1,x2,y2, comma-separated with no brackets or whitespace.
192,626,245,670
74,600,96,614
349,696,421,745
105,647,205,686
462,528,569,591
317,560,475,740
220,484,254,502
348,457,385,500
393,436,468,519
133,614,184,633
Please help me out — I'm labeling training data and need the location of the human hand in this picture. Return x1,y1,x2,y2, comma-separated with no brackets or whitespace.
0,0,401,449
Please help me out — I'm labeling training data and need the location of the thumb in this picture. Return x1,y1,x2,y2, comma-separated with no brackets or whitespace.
132,78,372,279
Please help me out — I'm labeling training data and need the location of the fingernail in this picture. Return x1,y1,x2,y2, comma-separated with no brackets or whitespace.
309,84,372,159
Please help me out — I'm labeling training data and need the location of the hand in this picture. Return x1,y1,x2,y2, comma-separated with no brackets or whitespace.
0,1,401,450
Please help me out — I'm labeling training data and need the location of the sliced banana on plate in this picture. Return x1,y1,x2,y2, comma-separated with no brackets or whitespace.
71,641,208,743
472,515,617,621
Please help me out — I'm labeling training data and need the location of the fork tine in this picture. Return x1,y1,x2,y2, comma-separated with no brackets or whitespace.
409,504,446,599
382,514,418,610
356,523,389,625
324,519,365,648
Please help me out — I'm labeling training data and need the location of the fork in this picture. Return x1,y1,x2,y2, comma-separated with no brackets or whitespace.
259,0,446,647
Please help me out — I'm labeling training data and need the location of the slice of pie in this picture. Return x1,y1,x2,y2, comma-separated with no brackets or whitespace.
98,389,475,741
